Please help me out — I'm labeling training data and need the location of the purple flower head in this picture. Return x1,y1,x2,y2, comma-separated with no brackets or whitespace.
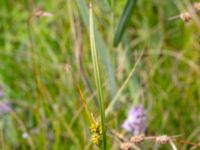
122,105,147,135
0,102,11,114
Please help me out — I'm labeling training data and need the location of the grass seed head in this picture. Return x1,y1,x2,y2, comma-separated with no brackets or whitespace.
194,2,200,11
90,118,103,147
91,133,102,147
180,12,191,22
130,135,145,144
120,142,132,150
90,121,102,134
155,135,171,144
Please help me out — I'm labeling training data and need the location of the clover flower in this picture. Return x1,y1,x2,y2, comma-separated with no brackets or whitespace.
122,105,147,135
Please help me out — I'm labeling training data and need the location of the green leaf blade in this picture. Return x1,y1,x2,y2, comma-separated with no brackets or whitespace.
113,0,137,47
76,0,117,97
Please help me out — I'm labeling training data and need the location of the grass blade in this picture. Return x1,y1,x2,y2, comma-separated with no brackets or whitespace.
89,3,107,149
102,0,111,8
105,51,143,117
77,86,93,124
76,0,116,97
113,0,137,47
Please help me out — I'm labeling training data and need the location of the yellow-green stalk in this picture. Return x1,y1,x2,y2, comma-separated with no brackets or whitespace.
89,2,107,149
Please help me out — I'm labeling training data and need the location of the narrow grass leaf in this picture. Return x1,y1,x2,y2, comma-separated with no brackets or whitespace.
102,0,111,9
76,0,116,97
106,51,143,117
77,86,93,124
113,0,137,47
89,3,107,149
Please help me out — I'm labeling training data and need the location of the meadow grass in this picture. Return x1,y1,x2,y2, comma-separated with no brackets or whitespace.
0,0,200,149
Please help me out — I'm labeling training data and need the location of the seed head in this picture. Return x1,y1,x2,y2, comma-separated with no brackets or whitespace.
194,3,200,11
90,119,103,147
91,133,102,147
180,12,191,22
155,135,171,144
120,142,132,150
90,121,102,134
130,135,145,144
32,10,53,17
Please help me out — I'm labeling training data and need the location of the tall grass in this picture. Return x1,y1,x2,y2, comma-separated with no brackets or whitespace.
89,3,107,149
0,0,200,149
76,0,116,97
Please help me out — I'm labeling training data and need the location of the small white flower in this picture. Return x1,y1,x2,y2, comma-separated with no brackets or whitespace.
22,132,29,139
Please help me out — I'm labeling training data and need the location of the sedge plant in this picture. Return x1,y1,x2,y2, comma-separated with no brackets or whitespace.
89,2,107,149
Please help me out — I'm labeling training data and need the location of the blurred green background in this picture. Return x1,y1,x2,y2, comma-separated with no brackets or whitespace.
0,0,200,149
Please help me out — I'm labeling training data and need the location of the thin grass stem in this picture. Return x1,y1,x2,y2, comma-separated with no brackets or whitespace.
89,2,107,149
105,51,143,117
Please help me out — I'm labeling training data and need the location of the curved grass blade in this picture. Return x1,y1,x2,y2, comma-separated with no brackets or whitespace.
113,0,137,47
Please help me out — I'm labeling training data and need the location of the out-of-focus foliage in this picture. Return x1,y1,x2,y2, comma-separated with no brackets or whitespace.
0,0,200,149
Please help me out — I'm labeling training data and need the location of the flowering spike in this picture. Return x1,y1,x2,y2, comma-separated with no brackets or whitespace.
122,105,147,135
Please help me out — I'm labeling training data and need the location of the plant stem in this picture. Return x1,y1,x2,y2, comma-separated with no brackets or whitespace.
89,2,107,149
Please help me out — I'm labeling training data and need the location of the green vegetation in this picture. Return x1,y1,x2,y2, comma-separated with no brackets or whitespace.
0,0,200,149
